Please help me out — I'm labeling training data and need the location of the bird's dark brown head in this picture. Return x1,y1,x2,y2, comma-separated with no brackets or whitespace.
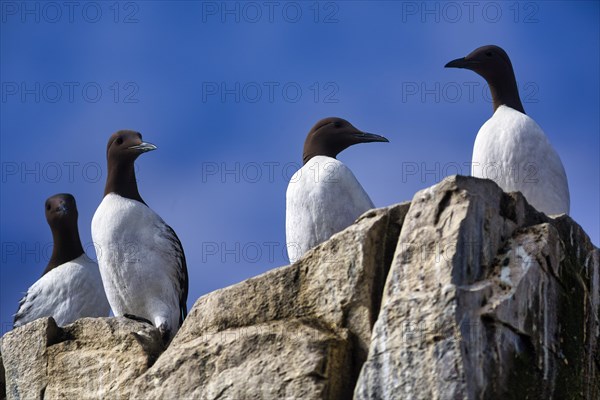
45,193,78,231
104,130,157,203
42,193,84,275
445,45,524,113
445,45,514,82
302,117,389,165
106,130,157,164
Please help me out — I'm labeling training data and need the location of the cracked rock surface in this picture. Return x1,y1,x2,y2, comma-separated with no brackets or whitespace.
1,176,598,400
2,317,164,400
355,176,599,400
132,202,409,399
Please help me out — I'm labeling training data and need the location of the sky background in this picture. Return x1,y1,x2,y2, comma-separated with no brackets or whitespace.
1,1,598,333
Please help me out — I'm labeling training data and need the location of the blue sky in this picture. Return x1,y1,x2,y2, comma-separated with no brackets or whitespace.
1,1,598,333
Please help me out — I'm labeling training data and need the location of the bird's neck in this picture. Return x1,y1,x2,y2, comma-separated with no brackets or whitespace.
303,145,339,165
303,152,334,165
44,225,84,275
487,74,525,114
105,160,146,204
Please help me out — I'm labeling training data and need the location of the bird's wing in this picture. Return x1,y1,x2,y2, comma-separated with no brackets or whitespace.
162,224,189,325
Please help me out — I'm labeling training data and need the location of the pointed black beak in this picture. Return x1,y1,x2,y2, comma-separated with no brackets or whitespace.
129,142,157,153
354,131,389,144
445,57,476,69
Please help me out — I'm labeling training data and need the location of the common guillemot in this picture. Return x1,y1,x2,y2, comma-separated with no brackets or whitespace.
445,45,570,215
286,117,389,263
14,193,110,328
91,130,188,343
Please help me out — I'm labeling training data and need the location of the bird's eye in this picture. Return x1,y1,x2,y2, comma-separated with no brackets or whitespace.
485,52,493,57
116,137,124,145
46,203,51,211
333,122,342,128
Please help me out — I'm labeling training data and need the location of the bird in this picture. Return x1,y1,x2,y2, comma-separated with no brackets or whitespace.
445,44,570,215
91,130,188,343
13,193,110,328
286,117,389,263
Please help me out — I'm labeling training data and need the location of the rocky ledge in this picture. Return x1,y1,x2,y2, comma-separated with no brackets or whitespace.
1,176,598,400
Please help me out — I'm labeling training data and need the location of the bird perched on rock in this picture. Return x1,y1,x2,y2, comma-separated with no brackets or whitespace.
92,130,188,343
14,193,110,328
445,45,570,215
286,117,389,263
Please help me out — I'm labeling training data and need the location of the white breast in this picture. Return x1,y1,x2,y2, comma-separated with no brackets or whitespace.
286,156,375,263
14,254,110,327
91,193,183,335
471,105,570,215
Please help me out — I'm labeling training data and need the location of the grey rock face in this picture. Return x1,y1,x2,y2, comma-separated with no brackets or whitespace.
2,317,163,400
354,176,599,400
133,202,409,399
1,177,597,400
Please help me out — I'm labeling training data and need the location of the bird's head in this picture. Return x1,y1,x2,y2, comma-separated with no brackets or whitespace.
45,193,78,230
106,130,157,165
445,45,515,83
302,117,388,164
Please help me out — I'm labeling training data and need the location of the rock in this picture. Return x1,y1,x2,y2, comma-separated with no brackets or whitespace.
2,177,597,399
132,202,409,399
0,337,6,400
2,318,61,400
354,176,600,400
2,317,163,400
135,319,353,400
